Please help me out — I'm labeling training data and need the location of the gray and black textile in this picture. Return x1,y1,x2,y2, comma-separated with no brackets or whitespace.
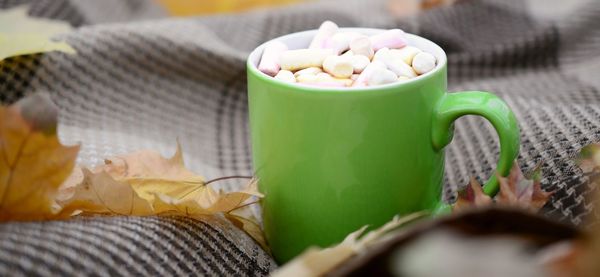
1,0,600,275
0,215,275,276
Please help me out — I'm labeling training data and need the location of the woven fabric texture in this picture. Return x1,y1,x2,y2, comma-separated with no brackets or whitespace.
1,0,600,275
0,215,275,276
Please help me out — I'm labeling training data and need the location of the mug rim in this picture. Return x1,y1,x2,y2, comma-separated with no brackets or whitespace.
247,27,448,94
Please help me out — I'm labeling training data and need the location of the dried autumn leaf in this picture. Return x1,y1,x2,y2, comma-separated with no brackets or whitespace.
0,5,75,61
60,167,153,216
0,93,79,221
575,144,600,277
272,212,426,277
576,144,600,174
453,162,553,212
95,143,206,202
59,145,263,229
151,184,259,216
496,164,553,211
453,177,492,211
225,213,268,251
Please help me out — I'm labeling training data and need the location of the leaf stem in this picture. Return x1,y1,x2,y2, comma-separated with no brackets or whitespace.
227,200,260,213
205,175,253,186
175,175,254,200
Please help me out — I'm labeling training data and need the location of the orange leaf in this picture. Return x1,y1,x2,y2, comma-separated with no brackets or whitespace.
0,93,79,221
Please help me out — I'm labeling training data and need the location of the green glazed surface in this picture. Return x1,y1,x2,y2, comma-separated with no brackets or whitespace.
247,30,520,263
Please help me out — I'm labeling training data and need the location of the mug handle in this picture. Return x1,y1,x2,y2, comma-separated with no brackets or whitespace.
431,91,520,214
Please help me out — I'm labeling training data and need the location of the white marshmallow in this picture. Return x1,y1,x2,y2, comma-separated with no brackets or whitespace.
412,52,436,75
297,73,351,87
323,55,354,78
386,59,417,78
349,35,374,59
367,67,398,86
373,47,416,78
372,47,390,62
350,74,359,81
351,55,370,74
369,29,407,51
258,41,287,76
309,21,338,49
325,32,361,54
352,60,386,87
274,70,296,83
389,46,422,65
294,67,322,77
280,49,334,71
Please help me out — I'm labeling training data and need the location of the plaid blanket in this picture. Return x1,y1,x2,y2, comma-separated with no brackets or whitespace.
1,0,599,275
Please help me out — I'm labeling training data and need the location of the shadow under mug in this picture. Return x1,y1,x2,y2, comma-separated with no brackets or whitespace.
247,28,520,263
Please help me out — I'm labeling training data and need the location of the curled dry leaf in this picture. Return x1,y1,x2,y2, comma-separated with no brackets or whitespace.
0,5,75,61
453,177,492,211
59,167,153,216
535,144,600,277
0,93,79,221
453,163,553,212
57,144,264,248
272,212,426,277
225,213,268,252
575,144,600,277
496,164,553,211
60,145,262,217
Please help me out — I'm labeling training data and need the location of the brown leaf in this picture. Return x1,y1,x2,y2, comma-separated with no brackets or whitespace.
575,144,600,277
537,241,585,277
496,164,553,211
453,177,492,211
452,162,553,212
0,93,79,221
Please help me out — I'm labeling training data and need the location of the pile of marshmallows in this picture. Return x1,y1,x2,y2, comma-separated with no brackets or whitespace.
258,21,437,88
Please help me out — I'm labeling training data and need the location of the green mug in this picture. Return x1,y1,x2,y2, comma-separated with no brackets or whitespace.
247,28,520,263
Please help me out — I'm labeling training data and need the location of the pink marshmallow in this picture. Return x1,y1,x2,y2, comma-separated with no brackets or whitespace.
258,41,288,76
308,21,339,49
369,29,407,51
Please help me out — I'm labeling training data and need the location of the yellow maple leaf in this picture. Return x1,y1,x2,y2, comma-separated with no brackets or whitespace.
60,167,153,216
94,143,206,203
152,177,262,215
0,5,75,61
0,93,79,221
59,145,263,219
157,0,303,16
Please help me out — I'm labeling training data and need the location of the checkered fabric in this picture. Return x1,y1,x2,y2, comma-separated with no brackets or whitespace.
1,0,599,275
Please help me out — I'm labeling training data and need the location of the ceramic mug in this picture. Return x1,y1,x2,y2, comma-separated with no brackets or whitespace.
247,28,520,263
